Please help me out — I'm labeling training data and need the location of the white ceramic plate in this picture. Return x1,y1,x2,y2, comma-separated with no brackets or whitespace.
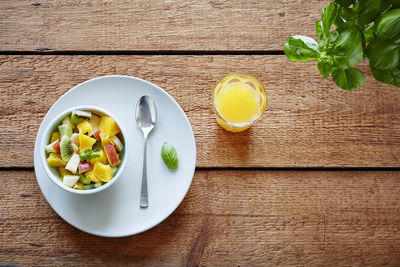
34,75,196,237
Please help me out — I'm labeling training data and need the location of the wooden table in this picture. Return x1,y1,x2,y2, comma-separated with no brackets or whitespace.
1,1,399,266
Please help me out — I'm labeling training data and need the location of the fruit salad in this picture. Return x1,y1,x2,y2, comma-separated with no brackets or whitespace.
45,110,124,190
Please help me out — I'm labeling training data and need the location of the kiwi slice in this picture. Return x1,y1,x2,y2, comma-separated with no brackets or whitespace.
92,140,102,151
58,124,72,138
62,116,74,127
60,135,74,162
71,113,83,124
71,110,92,124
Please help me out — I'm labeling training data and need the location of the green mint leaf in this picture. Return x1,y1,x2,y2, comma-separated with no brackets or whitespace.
89,152,101,159
284,36,320,61
375,9,400,40
84,148,94,154
79,174,91,185
318,57,333,78
333,27,364,69
366,38,400,70
161,142,178,169
322,3,338,36
79,152,89,160
332,68,366,91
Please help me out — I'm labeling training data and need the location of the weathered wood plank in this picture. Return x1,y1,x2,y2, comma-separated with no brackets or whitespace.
0,55,399,168
0,0,327,51
1,170,399,266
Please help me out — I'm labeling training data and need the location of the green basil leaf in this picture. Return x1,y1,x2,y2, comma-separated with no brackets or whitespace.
370,65,400,86
392,31,400,44
334,14,349,30
393,0,400,9
284,36,320,61
318,57,333,78
340,7,356,21
363,23,375,44
366,38,400,70
328,30,339,42
375,9,400,40
335,0,354,8
322,3,338,36
357,0,383,25
316,20,323,41
333,27,364,69
161,142,178,169
319,30,339,53
332,68,366,91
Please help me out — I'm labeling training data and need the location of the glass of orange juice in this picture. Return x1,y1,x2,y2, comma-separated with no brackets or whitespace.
212,73,267,132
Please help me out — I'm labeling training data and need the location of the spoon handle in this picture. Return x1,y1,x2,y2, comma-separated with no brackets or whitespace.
140,136,148,208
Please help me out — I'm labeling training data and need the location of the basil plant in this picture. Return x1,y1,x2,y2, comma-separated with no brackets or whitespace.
284,0,400,91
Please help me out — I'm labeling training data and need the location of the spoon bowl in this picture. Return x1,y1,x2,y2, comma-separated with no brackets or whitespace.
136,96,157,136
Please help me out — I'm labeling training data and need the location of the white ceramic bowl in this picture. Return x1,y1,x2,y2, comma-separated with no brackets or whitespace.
40,105,128,195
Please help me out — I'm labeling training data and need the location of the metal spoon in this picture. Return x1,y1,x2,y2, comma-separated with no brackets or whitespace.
135,95,157,208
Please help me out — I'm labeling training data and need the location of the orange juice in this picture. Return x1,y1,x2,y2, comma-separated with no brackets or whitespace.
213,73,267,132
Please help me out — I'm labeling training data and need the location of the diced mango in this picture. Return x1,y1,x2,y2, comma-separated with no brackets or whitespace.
99,116,116,139
94,162,113,182
47,153,66,167
79,134,97,152
85,170,100,183
100,137,112,146
88,149,108,165
51,131,60,143
57,167,72,179
110,123,121,137
77,120,92,134
74,181,84,190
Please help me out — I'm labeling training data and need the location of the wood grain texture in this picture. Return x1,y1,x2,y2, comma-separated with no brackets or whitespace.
1,170,400,266
0,55,399,168
0,0,328,51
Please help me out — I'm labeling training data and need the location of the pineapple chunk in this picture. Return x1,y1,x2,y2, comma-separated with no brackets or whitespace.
84,170,100,183
99,116,116,139
57,167,72,180
47,153,66,167
93,162,113,182
88,149,108,165
110,123,121,137
50,131,60,143
77,120,92,134
88,114,101,136
79,134,97,152
101,137,112,146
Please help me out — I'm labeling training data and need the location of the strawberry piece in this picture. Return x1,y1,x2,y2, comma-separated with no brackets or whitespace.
78,162,93,173
104,144,120,167
93,130,101,140
53,139,60,153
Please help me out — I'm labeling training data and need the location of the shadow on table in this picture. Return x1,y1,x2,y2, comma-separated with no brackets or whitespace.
212,125,251,166
66,213,189,264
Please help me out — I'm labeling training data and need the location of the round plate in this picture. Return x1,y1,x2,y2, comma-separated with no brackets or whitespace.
34,75,196,237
